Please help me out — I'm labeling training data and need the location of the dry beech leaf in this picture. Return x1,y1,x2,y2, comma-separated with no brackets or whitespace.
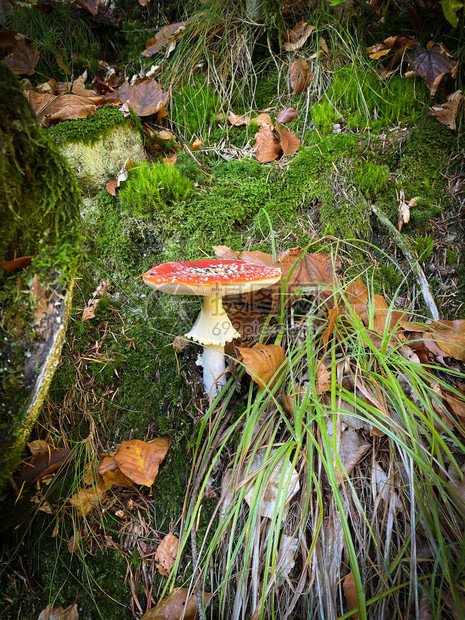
163,155,177,165
172,335,188,351
290,59,311,95
142,22,187,57
237,343,286,390
158,130,175,140
406,42,459,96
0,254,33,272
253,126,281,162
69,484,107,516
342,573,360,620
74,0,99,15
17,444,71,488
142,588,212,620
316,362,332,395
228,113,250,126
71,71,96,97
276,124,300,156
276,534,299,586
155,532,179,576
0,31,40,75
38,603,79,620
115,438,170,487
116,77,169,117
253,112,273,129
243,449,300,519
424,320,465,361
276,108,299,123
322,305,341,353
283,22,315,51
99,456,134,488
190,138,202,151
27,439,50,455
82,280,110,320
367,35,416,60
24,91,106,122
429,90,463,130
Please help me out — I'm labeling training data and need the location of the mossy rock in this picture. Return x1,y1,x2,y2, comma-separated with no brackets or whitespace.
50,107,145,196
0,62,81,491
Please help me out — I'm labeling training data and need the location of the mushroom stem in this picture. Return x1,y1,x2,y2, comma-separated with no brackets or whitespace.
202,344,227,398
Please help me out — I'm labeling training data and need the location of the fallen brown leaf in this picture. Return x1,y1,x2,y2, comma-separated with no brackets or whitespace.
142,22,187,57
253,126,282,162
316,361,332,395
253,112,273,129
69,483,107,516
227,113,251,126
190,138,202,151
38,603,79,620
283,22,315,51
290,59,311,95
155,532,179,576
0,255,33,272
74,0,99,15
276,124,300,156
17,444,71,488
342,573,360,620
116,77,169,117
142,588,212,620
163,155,178,165
237,343,286,390
429,90,463,130
0,31,39,75
406,42,459,96
115,438,170,487
322,305,341,353
367,35,416,60
276,108,299,123
424,320,465,361
82,280,110,320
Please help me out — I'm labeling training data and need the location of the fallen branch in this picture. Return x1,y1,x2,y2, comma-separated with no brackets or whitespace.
370,204,439,320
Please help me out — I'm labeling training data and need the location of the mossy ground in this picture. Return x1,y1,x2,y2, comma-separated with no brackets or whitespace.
2,27,464,614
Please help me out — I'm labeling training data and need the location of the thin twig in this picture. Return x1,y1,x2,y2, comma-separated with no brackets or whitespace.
370,204,439,320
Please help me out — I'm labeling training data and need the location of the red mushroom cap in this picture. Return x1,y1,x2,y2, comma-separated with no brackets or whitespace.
143,259,281,296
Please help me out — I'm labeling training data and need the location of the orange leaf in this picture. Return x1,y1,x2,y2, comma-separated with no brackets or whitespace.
115,438,170,487
276,124,300,156
342,573,360,619
98,455,134,488
290,59,311,95
228,113,250,126
316,362,331,395
237,343,286,390
142,588,212,620
322,305,341,353
163,155,177,165
69,484,107,516
253,126,282,162
424,320,465,361
253,112,273,129
155,532,179,576
0,255,33,272
190,138,202,151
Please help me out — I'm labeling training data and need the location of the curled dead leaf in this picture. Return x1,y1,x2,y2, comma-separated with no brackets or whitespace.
367,35,416,60
276,124,300,156
289,58,311,95
406,42,458,96
429,90,463,130
253,112,273,129
0,31,39,75
276,108,299,124
190,138,202,151
142,588,212,620
283,22,315,51
228,113,251,126
115,437,170,487
253,126,282,162
142,22,187,57
342,573,360,620
237,343,286,390
155,532,179,576
163,155,178,165
424,320,465,361
38,603,79,620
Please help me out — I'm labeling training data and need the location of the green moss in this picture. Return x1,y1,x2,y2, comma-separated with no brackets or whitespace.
353,161,389,201
0,62,81,489
119,162,194,216
48,105,143,146
397,117,457,225
312,67,429,133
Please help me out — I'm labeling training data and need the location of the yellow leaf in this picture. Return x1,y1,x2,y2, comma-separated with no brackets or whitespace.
115,438,170,487
237,343,286,390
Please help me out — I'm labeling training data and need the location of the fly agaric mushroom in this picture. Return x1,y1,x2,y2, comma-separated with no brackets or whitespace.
142,259,281,398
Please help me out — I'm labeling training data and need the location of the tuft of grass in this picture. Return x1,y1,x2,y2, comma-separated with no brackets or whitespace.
169,260,465,619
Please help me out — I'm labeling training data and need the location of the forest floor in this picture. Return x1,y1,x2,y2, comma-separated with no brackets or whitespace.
1,1,465,619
